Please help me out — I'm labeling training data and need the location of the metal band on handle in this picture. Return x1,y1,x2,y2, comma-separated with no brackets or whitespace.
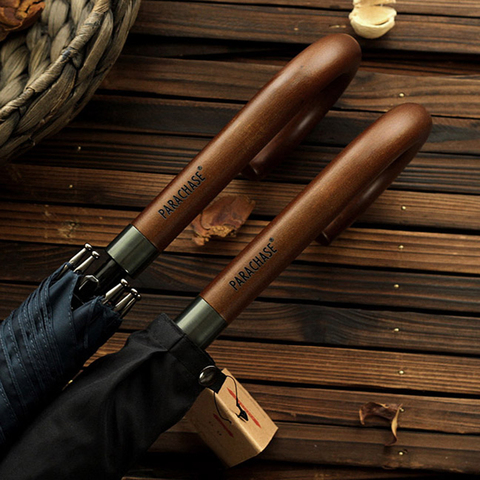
175,297,227,349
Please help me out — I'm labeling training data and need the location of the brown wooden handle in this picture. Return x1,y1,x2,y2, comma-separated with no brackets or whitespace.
317,109,430,245
131,34,361,252
242,37,361,181
200,103,432,324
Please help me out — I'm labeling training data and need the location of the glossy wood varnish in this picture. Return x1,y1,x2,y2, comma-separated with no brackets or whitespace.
201,103,432,323
131,34,361,253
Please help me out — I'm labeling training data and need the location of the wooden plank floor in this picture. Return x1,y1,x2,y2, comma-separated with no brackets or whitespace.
1,0,480,478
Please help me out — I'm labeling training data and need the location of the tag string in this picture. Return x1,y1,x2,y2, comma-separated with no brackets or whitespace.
213,375,248,423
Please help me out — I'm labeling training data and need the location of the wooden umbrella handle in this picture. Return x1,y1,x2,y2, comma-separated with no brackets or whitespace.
317,125,425,245
200,103,432,324
241,42,360,181
131,34,361,253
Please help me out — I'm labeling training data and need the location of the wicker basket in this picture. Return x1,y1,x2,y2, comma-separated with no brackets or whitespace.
0,0,140,163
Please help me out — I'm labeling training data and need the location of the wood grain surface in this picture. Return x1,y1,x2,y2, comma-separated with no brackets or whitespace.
150,420,480,473
187,0,480,18
133,2,480,54
91,333,480,395
2,0,480,477
104,56,480,118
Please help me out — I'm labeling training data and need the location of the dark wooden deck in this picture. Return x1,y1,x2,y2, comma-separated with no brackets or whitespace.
1,1,480,478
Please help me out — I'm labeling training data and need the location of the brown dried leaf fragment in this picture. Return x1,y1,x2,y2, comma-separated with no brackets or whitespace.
0,0,44,42
191,195,255,246
359,401,402,446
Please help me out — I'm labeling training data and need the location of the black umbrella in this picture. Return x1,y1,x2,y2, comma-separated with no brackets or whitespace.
0,34,361,448
0,313,224,478
0,104,432,479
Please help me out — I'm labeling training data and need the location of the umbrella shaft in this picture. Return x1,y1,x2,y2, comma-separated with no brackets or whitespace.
72,258,126,305
73,225,158,302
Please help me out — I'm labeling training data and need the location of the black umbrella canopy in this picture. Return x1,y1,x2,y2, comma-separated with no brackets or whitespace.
0,313,224,479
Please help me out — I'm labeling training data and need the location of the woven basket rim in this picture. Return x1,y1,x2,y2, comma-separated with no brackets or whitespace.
0,0,111,123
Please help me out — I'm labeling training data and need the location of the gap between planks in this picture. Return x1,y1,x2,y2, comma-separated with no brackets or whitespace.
0,201,480,274
125,455,446,480
2,284,480,356
3,165,480,230
2,242,480,314
133,1,480,55
102,56,480,119
181,0,480,18
17,132,480,195
72,96,480,156
90,335,480,396
152,421,480,474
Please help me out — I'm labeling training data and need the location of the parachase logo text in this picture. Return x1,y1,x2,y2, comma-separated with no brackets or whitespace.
158,166,206,219
229,240,278,291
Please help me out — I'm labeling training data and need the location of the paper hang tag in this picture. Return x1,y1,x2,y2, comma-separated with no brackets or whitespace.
186,368,278,467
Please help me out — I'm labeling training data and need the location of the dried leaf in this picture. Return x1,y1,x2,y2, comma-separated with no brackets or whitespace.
191,195,255,246
359,401,402,446
0,0,44,42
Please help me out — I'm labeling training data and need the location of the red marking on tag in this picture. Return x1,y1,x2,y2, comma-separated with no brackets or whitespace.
213,413,234,438
227,388,261,428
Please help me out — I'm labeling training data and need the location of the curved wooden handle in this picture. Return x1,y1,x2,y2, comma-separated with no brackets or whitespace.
131,34,361,252
317,108,430,245
200,103,432,324
242,36,361,181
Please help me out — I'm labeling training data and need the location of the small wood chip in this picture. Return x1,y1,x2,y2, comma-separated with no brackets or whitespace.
359,401,402,446
191,195,255,246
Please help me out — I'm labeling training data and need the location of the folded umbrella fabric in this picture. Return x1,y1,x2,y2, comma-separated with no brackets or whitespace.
0,313,223,479
0,265,121,450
